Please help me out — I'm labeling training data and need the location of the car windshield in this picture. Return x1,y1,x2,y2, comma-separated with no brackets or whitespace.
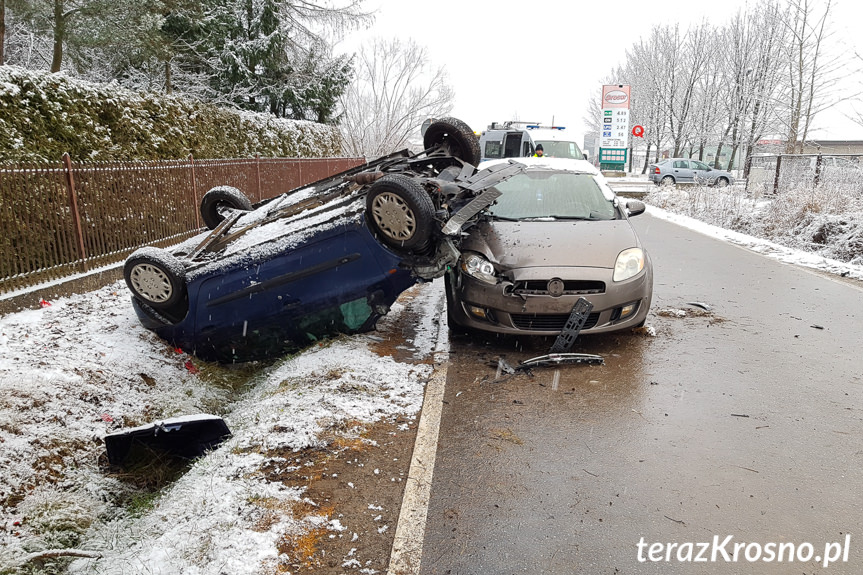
487,170,616,220
534,140,583,159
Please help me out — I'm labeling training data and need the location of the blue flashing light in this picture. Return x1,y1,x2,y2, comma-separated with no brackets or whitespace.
525,124,566,130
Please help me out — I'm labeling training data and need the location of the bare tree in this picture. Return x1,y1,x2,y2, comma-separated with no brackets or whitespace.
624,30,673,169
663,23,712,156
338,37,454,158
780,0,841,152
689,28,724,163
711,2,787,172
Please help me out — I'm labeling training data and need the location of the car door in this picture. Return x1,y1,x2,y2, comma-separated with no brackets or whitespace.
690,160,713,184
672,159,694,183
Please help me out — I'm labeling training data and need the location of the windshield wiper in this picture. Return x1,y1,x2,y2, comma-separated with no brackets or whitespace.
547,214,604,221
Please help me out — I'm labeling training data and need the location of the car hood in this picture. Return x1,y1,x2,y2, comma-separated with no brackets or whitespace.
461,219,640,270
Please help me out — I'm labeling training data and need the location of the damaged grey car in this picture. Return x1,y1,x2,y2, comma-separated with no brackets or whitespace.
446,157,653,336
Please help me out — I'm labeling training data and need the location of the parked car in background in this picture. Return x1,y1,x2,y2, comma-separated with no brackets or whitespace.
123,117,526,363
648,158,734,187
446,157,653,336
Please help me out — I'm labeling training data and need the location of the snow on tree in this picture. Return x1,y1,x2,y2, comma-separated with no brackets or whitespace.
2,0,371,123
595,0,843,172
337,36,454,159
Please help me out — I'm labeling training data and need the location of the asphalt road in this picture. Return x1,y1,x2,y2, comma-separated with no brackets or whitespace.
419,213,863,574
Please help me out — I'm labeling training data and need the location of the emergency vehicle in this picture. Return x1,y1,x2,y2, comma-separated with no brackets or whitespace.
477,121,587,162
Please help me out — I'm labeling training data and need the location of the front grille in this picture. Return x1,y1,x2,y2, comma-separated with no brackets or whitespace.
512,280,605,296
510,312,600,331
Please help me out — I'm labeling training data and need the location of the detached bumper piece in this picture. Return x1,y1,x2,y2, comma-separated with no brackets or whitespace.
549,297,594,353
520,353,604,368
104,414,231,466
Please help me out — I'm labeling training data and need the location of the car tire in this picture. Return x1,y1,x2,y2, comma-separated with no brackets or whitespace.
715,177,729,187
660,176,675,187
366,174,435,252
200,186,253,230
423,117,482,166
124,248,187,311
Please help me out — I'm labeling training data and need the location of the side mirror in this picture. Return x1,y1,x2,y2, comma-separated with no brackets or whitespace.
420,118,436,137
583,150,590,160
626,199,646,217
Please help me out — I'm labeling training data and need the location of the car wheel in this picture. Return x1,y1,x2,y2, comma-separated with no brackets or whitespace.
715,177,729,187
366,174,435,252
124,248,187,311
423,117,482,166
660,176,675,187
200,186,253,230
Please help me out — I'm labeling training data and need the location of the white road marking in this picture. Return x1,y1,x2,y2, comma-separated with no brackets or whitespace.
387,285,448,575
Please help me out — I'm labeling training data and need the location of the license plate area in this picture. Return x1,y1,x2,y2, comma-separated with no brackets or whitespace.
549,297,594,353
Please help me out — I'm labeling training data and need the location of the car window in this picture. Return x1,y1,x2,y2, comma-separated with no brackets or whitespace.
692,160,710,170
533,140,584,160
503,134,522,157
673,160,689,169
484,141,502,159
487,171,616,220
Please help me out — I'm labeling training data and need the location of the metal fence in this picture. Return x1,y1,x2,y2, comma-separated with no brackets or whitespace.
746,153,863,193
0,154,364,295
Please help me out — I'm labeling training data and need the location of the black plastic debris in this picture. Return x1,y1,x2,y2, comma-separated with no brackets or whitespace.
104,414,231,466
550,297,594,353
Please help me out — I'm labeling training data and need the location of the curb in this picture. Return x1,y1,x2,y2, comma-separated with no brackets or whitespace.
386,284,449,575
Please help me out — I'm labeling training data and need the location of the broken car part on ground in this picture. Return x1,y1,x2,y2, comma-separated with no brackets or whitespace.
104,414,232,466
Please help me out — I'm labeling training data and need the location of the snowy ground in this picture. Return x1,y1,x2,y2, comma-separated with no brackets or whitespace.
0,279,443,574
2,177,862,574
639,178,863,281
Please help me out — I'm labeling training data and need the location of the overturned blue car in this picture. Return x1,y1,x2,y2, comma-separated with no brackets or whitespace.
123,118,523,363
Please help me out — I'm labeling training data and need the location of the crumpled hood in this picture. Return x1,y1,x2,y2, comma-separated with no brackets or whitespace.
460,219,640,270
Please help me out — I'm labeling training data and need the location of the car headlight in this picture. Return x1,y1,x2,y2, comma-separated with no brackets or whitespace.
613,248,645,282
460,252,498,285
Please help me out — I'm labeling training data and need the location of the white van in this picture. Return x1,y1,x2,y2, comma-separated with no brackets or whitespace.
525,125,587,161
478,122,586,162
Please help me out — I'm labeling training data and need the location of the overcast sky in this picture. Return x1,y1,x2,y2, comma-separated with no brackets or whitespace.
337,0,863,141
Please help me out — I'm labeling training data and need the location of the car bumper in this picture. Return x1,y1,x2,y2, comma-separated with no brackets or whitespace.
448,264,653,335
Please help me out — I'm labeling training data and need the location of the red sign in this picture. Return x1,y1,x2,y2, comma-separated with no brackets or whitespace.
602,85,631,108
632,125,644,138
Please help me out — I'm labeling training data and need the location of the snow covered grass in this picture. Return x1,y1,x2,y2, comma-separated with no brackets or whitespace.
645,178,863,266
0,280,442,574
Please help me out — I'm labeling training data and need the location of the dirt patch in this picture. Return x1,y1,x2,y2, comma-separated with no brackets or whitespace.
368,286,435,366
261,415,419,574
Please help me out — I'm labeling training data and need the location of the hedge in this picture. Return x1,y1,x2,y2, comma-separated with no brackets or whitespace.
0,66,343,162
